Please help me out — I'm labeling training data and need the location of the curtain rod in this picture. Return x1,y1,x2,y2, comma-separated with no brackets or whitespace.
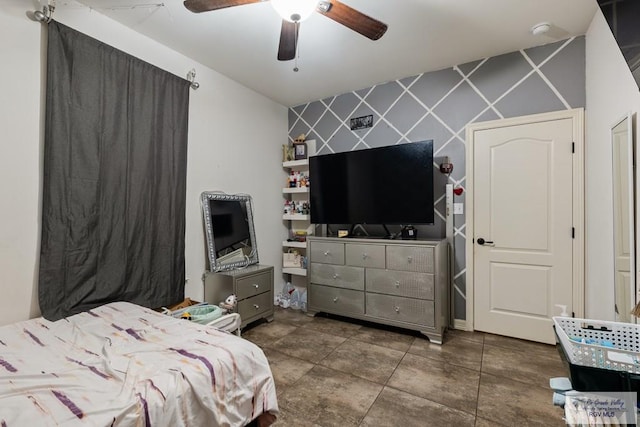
30,3,201,90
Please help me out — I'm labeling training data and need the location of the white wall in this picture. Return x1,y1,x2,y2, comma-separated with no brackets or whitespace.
585,10,640,320
0,2,288,325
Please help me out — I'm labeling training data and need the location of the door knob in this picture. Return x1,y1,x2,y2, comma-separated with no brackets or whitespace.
477,238,494,246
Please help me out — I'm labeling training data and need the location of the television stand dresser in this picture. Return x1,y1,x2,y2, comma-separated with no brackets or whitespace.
307,237,448,344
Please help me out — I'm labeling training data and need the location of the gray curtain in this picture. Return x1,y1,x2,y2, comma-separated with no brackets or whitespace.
39,21,190,320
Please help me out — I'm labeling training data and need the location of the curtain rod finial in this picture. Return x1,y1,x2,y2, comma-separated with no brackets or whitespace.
32,4,54,23
186,68,200,90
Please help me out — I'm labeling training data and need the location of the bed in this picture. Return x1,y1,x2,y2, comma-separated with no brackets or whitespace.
0,301,278,426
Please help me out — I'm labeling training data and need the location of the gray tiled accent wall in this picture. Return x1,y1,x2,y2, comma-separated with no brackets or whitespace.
288,37,585,320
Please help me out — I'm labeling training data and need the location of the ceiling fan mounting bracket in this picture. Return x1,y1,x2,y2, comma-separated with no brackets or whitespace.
317,1,331,13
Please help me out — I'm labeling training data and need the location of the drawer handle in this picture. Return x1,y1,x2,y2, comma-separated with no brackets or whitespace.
333,297,339,303
395,280,400,288
253,304,260,310
253,284,260,289
324,251,331,256
394,306,400,313
362,253,368,259
407,256,413,263
333,274,340,280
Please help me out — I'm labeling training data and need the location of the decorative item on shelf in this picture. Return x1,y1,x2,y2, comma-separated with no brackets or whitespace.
288,230,307,242
287,200,310,215
293,133,308,160
282,144,295,162
301,201,310,215
284,200,293,215
286,170,310,188
283,250,302,268
288,170,297,188
297,172,309,188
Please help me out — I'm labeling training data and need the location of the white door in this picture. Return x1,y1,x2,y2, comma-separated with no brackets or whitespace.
470,113,578,344
612,116,634,323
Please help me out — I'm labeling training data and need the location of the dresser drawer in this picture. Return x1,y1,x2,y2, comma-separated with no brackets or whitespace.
310,284,364,315
345,243,385,268
235,270,272,300
238,291,273,320
310,241,345,265
310,263,364,290
366,269,434,300
386,246,434,273
366,293,434,327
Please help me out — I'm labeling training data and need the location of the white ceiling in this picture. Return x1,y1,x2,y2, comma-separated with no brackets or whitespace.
61,0,599,106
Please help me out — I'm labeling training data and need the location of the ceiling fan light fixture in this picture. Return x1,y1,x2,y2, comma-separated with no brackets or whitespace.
271,0,318,22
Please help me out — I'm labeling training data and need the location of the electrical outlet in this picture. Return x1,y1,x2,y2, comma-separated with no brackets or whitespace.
453,203,464,215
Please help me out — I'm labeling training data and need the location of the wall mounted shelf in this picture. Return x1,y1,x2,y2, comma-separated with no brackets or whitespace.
283,214,309,221
283,159,309,168
282,267,307,277
283,240,307,249
283,187,309,194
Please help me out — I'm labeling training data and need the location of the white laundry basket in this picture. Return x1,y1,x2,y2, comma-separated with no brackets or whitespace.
553,316,640,392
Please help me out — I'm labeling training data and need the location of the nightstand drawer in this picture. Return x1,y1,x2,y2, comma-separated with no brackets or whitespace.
310,284,364,315
309,263,364,290
235,270,272,300
366,293,434,327
309,241,345,265
366,269,434,300
386,246,434,273
345,243,385,268
238,291,273,320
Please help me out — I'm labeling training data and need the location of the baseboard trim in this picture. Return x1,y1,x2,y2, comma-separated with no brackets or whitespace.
452,319,467,331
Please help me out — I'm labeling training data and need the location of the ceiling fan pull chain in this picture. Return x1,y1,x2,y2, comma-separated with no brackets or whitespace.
293,21,300,72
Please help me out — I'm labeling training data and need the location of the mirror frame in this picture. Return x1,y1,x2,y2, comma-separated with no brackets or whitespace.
611,113,635,322
201,191,259,272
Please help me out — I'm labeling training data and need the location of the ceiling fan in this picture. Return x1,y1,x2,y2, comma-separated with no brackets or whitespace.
183,0,388,61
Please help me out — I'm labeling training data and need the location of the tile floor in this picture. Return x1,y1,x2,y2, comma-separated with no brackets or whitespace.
242,308,568,427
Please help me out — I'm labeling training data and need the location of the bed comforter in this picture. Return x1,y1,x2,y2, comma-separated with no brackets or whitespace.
0,301,278,426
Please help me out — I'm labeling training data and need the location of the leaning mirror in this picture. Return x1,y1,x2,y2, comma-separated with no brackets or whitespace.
201,192,259,271
612,113,635,322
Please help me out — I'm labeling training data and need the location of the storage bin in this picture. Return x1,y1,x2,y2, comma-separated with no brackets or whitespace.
553,316,640,392
168,303,224,325
183,305,224,325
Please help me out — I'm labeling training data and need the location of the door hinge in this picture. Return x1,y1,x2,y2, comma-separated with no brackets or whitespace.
572,227,575,238
572,311,575,318
572,142,575,153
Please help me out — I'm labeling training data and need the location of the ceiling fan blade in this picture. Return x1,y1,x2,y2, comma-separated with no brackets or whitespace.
184,0,263,13
278,20,297,61
317,0,387,40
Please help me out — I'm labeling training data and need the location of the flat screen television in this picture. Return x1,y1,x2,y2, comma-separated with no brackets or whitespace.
309,140,434,225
